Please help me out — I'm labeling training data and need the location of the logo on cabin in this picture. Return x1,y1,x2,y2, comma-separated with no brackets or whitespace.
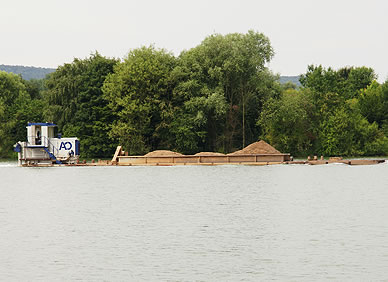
59,141,72,150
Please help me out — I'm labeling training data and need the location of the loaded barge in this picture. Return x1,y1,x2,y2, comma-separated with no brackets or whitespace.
14,123,385,166
109,146,385,166
110,144,291,166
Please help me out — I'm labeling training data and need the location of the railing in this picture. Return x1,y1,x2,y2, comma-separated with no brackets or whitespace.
43,136,59,157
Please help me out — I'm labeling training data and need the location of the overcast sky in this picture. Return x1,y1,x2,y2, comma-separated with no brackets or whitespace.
1,0,387,80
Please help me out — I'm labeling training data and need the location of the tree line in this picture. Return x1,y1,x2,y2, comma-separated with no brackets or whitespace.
1,30,387,158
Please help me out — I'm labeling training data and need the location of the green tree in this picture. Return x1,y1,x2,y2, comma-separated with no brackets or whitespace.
173,30,277,153
0,71,45,157
300,65,376,100
345,67,376,99
319,102,388,156
358,81,385,126
262,65,387,157
259,89,315,155
103,46,177,155
23,79,46,100
357,79,388,137
44,52,118,157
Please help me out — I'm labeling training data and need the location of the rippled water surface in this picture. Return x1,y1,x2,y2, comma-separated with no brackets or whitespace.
0,161,387,281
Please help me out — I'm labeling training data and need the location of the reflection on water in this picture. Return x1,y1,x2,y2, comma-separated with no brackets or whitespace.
0,163,387,281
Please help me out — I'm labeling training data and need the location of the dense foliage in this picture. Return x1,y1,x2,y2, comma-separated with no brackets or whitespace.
103,47,178,155
44,52,118,157
0,71,46,157
170,31,278,153
1,31,388,158
260,66,388,156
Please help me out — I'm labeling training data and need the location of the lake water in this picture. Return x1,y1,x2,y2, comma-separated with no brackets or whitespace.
0,161,387,281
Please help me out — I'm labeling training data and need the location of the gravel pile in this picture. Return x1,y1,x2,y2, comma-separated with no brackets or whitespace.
144,150,183,157
228,140,281,155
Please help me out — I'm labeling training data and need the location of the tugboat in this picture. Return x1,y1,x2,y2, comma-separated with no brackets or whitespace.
14,123,80,166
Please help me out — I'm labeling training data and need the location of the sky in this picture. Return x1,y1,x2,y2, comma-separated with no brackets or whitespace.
1,0,387,80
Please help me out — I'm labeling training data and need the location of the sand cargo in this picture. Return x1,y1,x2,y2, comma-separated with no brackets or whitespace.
112,141,292,166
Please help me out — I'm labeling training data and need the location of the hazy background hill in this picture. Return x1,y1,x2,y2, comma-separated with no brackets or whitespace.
0,64,55,80
0,64,301,85
278,75,301,86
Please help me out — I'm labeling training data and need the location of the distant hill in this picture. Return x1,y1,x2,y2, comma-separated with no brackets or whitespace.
0,64,56,80
278,75,301,87
0,64,302,86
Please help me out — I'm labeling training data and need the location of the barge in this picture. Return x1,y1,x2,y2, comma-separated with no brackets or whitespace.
111,146,292,166
13,125,385,167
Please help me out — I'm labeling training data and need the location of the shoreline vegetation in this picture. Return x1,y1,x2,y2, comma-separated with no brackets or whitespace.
1,30,388,159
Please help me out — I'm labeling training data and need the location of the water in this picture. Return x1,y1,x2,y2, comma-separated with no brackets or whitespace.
0,161,387,281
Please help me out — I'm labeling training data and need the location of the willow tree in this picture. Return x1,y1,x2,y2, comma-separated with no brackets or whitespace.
44,52,118,157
